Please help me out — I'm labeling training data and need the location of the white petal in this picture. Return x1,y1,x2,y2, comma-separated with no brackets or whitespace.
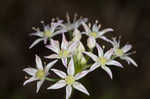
98,28,113,36
35,55,43,70
92,24,100,32
100,36,111,42
106,60,123,68
90,63,100,71
82,22,91,33
75,70,89,80
45,54,59,59
78,42,85,52
121,56,137,67
46,45,59,54
104,49,113,59
68,41,79,52
47,80,66,89
66,85,72,99
62,58,67,68
45,60,58,73
96,43,103,57
111,37,120,48
50,23,60,33
29,38,43,49
83,52,98,62
67,57,75,75
53,30,65,37
61,34,69,50
23,68,37,76
122,44,132,53
50,39,60,53
23,77,38,85
101,66,113,79
51,69,67,78
43,37,48,44
73,82,90,96
30,31,43,37
36,79,44,93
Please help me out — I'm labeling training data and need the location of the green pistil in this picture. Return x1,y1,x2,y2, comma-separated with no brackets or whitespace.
115,49,124,56
99,57,107,66
89,32,97,38
65,75,75,85
36,70,45,80
44,30,51,37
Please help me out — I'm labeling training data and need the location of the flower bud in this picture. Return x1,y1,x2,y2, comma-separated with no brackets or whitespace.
73,29,81,41
87,37,96,49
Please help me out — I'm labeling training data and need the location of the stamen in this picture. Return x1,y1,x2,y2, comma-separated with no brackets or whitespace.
65,75,75,85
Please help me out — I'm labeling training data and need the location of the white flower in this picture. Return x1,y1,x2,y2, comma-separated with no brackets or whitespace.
45,34,79,67
47,57,90,99
60,13,88,32
29,20,64,49
23,55,57,93
83,43,123,79
81,21,113,49
110,38,138,67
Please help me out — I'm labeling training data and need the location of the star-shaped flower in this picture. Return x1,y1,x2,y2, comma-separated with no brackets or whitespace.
81,21,113,49
47,57,90,99
29,20,64,49
110,38,138,67
23,55,57,93
83,43,123,79
45,34,79,67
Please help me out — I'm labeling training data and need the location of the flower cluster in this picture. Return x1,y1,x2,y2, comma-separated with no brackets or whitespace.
23,14,137,99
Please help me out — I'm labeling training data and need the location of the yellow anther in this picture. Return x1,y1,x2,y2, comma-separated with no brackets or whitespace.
99,57,107,66
115,49,124,56
44,30,51,37
65,75,75,85
36,70,45,80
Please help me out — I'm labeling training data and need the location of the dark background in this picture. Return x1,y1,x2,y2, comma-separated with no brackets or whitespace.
0,0,150,99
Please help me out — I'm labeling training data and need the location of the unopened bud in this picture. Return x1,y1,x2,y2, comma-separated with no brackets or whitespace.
87,37,96,49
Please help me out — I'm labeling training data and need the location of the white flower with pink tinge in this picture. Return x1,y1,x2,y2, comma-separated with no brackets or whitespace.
83,43,123,79
23,55,57,93
110,38,138,67
29,20,65,49
81,21,113,49
47,57,90,99
45,34,79,67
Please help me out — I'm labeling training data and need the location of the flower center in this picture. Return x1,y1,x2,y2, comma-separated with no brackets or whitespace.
59,50,70,58
89,32,97,38
44,30,51,37
115,49,124,56
99,57,107,66
65,75,75,85
36,70,45,80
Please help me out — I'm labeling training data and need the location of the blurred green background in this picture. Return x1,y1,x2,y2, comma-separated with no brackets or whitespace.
0,0,149,99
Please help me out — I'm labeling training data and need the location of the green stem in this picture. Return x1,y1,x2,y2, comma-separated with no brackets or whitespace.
45,77,59,82
68,31,73,40
111,55,118,60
